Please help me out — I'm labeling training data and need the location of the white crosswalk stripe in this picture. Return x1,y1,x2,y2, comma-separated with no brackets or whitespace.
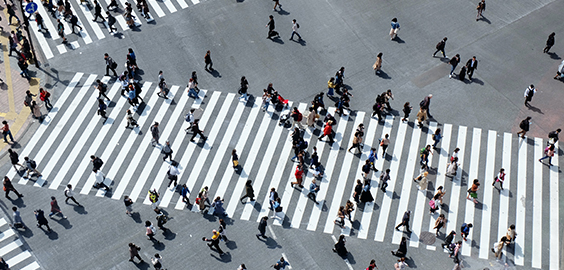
0,218,40,269
7,73,560,269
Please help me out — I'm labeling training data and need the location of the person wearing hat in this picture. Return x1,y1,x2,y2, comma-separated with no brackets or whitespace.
318,120,334,144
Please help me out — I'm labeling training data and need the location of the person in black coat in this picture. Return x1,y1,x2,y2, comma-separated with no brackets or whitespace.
332,235,348,257
516,117,531,138
544,32,555,53
465,56,478,80
448,54,460,78
391,237,408,257
433,37,448,58
240,180,255,203
256,216,268,239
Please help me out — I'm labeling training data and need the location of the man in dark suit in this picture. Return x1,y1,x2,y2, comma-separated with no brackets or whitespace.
466,56,478,80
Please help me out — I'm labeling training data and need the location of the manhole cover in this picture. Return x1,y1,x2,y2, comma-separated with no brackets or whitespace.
419,231,436,245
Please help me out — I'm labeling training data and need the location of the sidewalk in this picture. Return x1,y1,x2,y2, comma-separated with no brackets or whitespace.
0,3,43,157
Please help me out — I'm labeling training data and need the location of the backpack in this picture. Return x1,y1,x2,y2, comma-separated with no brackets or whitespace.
100,83,107,93
436,41,443,49
273,191,279,200
420,147,427,155
300,140,308,150
419,99,426,107
429,199,436,209
99,103,107,110
297,112,303,121
30,160,37,169
297,23,300,28
94,157,103,168
519,120,527,130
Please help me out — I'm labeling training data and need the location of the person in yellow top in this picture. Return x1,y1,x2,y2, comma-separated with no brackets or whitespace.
327,78,336,97
203,230,224,255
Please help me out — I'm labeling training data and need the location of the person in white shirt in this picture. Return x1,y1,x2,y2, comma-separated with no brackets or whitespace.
167,161,180,188
93,169,110,191
290,19,301,41
184,109,195,132
64,184,81,206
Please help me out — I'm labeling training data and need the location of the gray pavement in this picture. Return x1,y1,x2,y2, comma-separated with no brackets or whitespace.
0,0,563,269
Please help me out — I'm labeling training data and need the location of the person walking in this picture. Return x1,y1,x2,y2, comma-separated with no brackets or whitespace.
465,56,478,80
433,37,448,58
240,180,255,203
360,179,374,203
150,122,159,146
64,184,81,206
420,94,432,118
318,120,334,144
442,230,456,249
290,165,304,188
306,107,316,129
34,209,51,232
516,116,531,138
262,90,271,111
56,18,67,44
7,4,20,25
554,60,564,80
476,0,485,21
204,50,213,71
379,134,390,158
2,121,15,143
353,179,363,204
24,156,41,178
380,168,390,192
492,236,510,259
187,78,199,99
308,179,320,204
8,149,25,171
92,0,105,22
539,144,555,166
432,128,443,150
157,77,167,98
190,119,207,142
3,176,22,199
266,15,277,39
272,0,280,10
125,109,139,129
548,128,561,145
391,237,408,257
524,84,537,107
272,257,290,270
289,19,301,41
395,210,412,233
544,32,556,53
466,179,480,204
39,88,53,110
106,11,118,33
327,77,336,97
128,243,143,263
104,53,118,76
332,234,348,256
290,107,304,130
460,222,473,241
70,14,82,33
166,161,179,188
161,141,173,162
414,168,429,190
97,99,107,120
256,216,269,239
94,169,110,190
373,53,383,74
492,168,506,190
389,18,400,40
11,206,25,229
91,155,104,172
49,196,67,218
145,220,160,243
435,186,446,205
394,257,408,269
401,102,412,122
420,145,432,168
180,184,190,206
505,224,517,243
124,195,134,215
18,57,30,79
238,76,249,102
433,214,447,236
348,124,364,153
366,259,379,270
151,254,163,269
448,54,460,78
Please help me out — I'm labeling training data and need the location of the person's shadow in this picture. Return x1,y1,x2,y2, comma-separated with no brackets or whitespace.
207,69,221,78
478,16,491,24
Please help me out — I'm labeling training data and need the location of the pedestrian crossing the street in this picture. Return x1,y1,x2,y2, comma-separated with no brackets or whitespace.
0,218,41,270
24,0,204,59
3,72,560,269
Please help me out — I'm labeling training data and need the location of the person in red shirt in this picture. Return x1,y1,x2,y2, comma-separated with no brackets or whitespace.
290,165,304,188
39,88,53,110
2,121,14,143
318,120,334,144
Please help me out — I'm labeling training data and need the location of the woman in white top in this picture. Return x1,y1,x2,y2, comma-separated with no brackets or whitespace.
446,157,458,176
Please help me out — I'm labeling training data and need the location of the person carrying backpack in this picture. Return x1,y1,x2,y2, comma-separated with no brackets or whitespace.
91,155,104,172
24,156,41,179
291,107,304,129
516,116,531,138
433,37,448,58
39,88,53,110
97,99,107,119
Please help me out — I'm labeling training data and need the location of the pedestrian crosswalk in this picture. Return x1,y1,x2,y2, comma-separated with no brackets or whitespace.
4,72,560,269
24,0,204,59
0,218,40,270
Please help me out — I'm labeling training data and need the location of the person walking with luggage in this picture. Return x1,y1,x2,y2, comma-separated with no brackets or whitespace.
289,19,301,41
3,176,22,199
104,53,118,76
150,122,159,146
492,168,505,190
544,32,555,53
476,0,485,21
395,210,412,233
448,54,460,78
433,37,448,58
539,144,555,166
256,216,268,239
34,209,51,232
64,184,81,206
524,84,537,107
49,196,67,219
204,50,213,71
389,18,400,40
266,15,279,39
240,180,255,203
516,116,531,138
465,56,478,80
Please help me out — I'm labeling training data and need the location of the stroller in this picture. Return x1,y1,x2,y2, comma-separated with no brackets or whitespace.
279,111,291,127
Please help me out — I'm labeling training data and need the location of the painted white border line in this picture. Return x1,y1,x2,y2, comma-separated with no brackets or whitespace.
478,130,496,259
514,137,527,266
445,126,467,234
549,142,559,270
531,137,543,268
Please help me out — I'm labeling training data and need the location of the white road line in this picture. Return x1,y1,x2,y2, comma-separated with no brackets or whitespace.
157,91,217,206
147,0,166,17
6,73,83,181
95,83,156,197
426,124,452,248
461,128,481,256
191,0,199,4
268,104,310,227
75,0,106,39
117,0,143,26
175,0,188,9
374,116,405,242
254,104,304,222
28,17,54,59
125,86,186,201
307,113,350,232
343,116,378,237
50,80,119,189
445,126,467,234
531,137,543,268
70,41,80,50
497,133,511,241
72,84,129,192
35,2,59,39
478,130,496,259
514,137,526,266
0,239,23,257
0,229,15,243
162,0,177,13
410,122,437,248
391,123,421,244
549,142,559,270
323,112,365,234
29,74,100,187
5,251,31,268
240,103,292,221
173,94,241,208
267,225,277,240
20,262,41,270
0,219,6,228
281,253,292,269
222,101,271,215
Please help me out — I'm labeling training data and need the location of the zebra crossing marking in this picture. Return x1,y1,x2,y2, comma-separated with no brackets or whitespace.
531,137,543,268
549,143,559,270
496,133,512,242
478,130,496,259
147,0,166,17
514,137,527,265
75,0,106,40
28,14,54,59
462,128,481,256
445,126,467,235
